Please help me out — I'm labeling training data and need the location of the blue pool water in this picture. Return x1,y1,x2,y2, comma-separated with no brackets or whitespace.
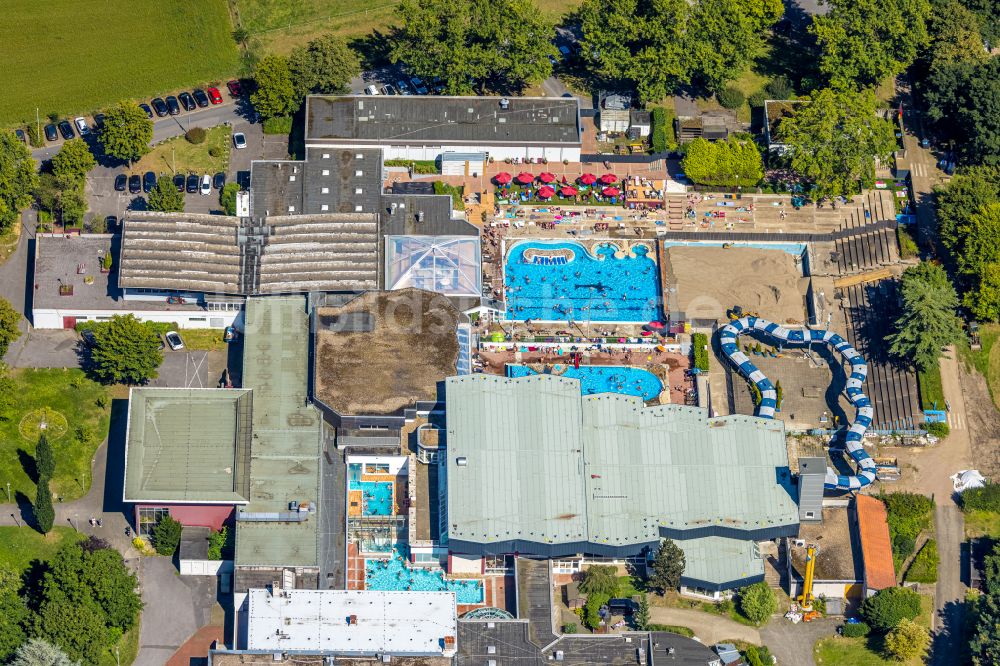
504,241,661,322
350,481,393,516
366,548,484,604
507,364,663,400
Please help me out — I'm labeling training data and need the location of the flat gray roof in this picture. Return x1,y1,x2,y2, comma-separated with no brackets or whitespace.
123,388,252,503
445,375,798,555
306,96,581,146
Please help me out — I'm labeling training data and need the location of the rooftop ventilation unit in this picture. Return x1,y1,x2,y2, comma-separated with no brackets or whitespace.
456,456,468,466
499,98,510,109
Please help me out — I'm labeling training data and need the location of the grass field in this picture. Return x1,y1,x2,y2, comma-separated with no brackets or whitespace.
0,526,83,573
0,369,111,504
132,125,233,178
232,0,584,53
814,594,933,665
965,509,1000,539
959,323,1000,408
1,0,239,126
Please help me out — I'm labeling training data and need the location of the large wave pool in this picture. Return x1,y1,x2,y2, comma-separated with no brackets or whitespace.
366,548,484,604
504,241,661,322
507,364,663,400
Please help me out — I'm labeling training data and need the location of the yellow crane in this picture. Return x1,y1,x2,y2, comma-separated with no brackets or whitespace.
798,544,821,621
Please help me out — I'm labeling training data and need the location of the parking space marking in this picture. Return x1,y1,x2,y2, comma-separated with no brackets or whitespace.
186,352,207,388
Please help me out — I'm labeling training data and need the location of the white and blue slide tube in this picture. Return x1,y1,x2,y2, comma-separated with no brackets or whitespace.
718,316,878,491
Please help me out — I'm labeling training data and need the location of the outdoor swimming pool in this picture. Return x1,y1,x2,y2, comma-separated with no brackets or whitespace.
504,241,661,322
352,481,393,516
366,547,484,604
507,364,663,400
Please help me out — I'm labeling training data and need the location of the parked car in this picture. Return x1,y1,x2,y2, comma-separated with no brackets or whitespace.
166,96,181,115
114,174,127,192
14,128,26,143
558,45,571,57
192,89,209,108
80,329,97,347
381,84,397,96
607,599,636,616
173,173,185,192
207,87,223,105
143,171,156,193
226,79,242,97
93,113,106,129
200,174,211,195
396,80,412,95
44,124,58,142
186,173,199,193
410,77,428,94
74,116,90,136
178,92,196,111
364,85,379,95
213,172,225,189
151,98,168,117
128,174,141,193
139,103,154,119
232,132,247,149
164,331,184,351
57,120,75,140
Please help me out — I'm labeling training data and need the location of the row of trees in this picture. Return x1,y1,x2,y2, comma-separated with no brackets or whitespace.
0,538,142,664
681,137,764,188
252,34,360,119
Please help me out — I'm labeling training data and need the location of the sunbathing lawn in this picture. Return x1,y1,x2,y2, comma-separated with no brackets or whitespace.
0,526,83,573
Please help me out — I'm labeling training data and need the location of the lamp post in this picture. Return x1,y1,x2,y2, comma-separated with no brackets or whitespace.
4,482,9,503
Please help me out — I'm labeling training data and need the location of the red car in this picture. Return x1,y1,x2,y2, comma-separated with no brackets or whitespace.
226,79,242,97
207,87,223,105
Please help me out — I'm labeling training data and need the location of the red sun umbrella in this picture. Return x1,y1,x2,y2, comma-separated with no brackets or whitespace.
602,186,621,197
494,172,512,184
601,173,619,184
537,186,556,199
538,172,556,183
579,173,597,185
515,172,535,185
560,186,578,196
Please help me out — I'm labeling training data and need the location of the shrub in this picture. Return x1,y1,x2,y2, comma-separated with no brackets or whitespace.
262,115,293,135
738,582,776,624
562,623,578,634
860,587,922,632
650,107,678,153
207,527,230,560
718,87,745,109
220,182,240,216
208,146,221,158
692,333,710,371
646,624,695,637
580,565,620,596
745,646,774,666
897,226,919,259
884,618,929,660
185,127,207,144
924,421,950,437
151,515,182,556
905,540,940,583
583,591,610,629
26,123,43,148
841,621,871,637
893,533,916,560
747,91,767,108
962,484,1000,513
765,75,794,100
881,493,934,562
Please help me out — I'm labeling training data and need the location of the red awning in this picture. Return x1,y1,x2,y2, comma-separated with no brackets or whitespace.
601,173,619,184
579,173,597,185
560,186,578,196
538,172,556,183
538,186,555,198
602,187,621,197
494,172,513,184
515,172,535,184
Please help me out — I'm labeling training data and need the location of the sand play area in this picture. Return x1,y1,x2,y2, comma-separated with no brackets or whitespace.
667,246,810,324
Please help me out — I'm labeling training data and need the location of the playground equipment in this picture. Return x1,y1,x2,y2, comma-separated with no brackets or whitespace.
719,316,878,491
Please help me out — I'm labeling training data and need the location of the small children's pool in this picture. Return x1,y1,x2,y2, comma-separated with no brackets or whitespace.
507,364,663,401
504,241,661,322
366,548,484,604
351,481,393,516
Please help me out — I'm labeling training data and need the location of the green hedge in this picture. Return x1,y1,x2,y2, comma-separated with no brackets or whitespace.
76,320,179,336
924,421,949,438
841,621,870,637
692,332,709,371
646,624,694,637
917,364,945,410
433,181,465,210
385,159,438,174
904,539,939,583
651,107,676,153
960,484,1000,513
262,115,293,135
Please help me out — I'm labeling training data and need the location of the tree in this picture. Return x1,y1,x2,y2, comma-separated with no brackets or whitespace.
811,0,931,90
648,538,685,593
579,565,620,595
737,581,776,624
935,167,1000,263
634,594,651,630
220,182,239,216
391,0,557,95
681,137,764,188
34,474,54,534
0,296,22,358
151,515,182,556
35,434,54,480
0,567,28,661
250,54,297,119
884,617,929,660
289,34,361,99
887,262,962,371
972,580,1000,664
0,129,40,233
87,315,163,385
50,139,95,185
686,0,783,93
98,101,152,164
9,638,80,666
778,88,897,196
32,598,110,665
147,176,184,212
860,586,922,632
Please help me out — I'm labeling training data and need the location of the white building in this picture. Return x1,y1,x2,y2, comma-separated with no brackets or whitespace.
240,588,458,658
305,95,582,163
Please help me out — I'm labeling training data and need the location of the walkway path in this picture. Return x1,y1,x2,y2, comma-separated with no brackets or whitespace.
647,607,760,645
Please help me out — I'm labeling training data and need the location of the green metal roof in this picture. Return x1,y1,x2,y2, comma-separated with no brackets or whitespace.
123,388,252,503
236,296,324,568
676,536,765,587
445,374,798,549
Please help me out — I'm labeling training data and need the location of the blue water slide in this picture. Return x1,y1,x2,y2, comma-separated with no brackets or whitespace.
718,316,877,491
